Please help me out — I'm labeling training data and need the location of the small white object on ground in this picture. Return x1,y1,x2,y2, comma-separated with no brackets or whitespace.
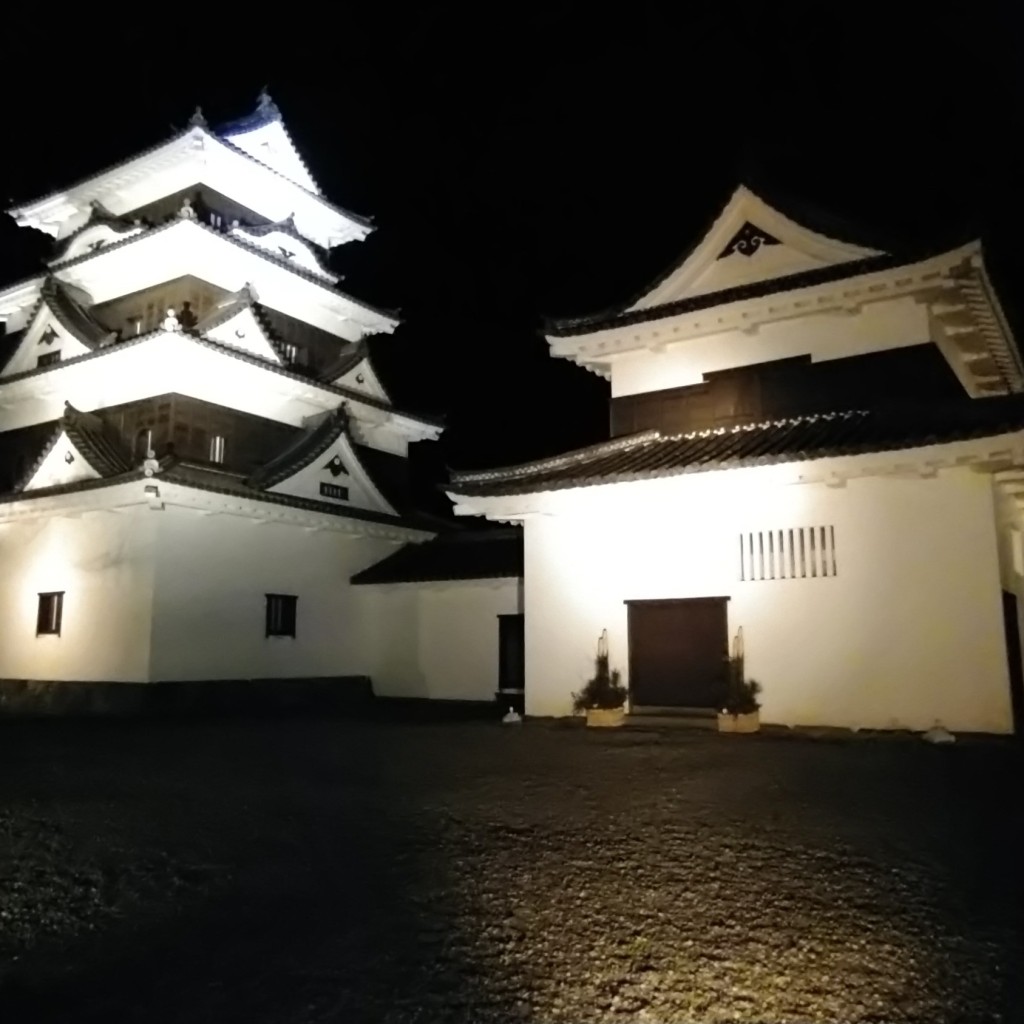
502,708,522,724
922,724,956,744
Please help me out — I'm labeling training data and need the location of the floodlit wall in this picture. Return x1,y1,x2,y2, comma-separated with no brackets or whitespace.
609,296,930,397
522,464,1013,733
359,579,520,702
0,510,157,681
147,509,398,681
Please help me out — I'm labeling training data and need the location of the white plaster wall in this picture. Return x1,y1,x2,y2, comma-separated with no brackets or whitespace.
609,296,932,398
522,466,1012,733
147,508,401,680
360,579,520,701
0,510,156,681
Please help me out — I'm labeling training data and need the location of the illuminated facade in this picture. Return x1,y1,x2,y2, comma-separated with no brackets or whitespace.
450,187,1024,734
0,95,520,704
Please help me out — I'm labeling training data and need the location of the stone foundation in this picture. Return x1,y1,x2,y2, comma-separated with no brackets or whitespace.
0,677,375,718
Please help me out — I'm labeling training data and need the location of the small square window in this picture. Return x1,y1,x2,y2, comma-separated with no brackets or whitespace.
209,435,226,463
265,593,297,638
319,482,349,501
37,592,64,636
37,351,62,368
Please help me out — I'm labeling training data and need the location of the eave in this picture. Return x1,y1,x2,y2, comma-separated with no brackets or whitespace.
447,398,1024,514
546,243,1023,397
0,328,442,440
48,217,398,341
7,127,371,250
0,471,434,542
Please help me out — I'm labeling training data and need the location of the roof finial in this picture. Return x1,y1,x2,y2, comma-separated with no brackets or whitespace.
257,88,281,121
189,106,208,129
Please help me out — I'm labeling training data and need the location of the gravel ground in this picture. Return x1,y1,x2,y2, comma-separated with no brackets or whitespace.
0,718,1020,1023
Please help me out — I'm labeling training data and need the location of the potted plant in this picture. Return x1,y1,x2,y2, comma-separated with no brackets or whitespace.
572,630,627,727
718,648,762,734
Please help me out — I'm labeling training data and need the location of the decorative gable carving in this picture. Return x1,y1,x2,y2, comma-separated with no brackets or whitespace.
323,454,347,477
717,222,781,259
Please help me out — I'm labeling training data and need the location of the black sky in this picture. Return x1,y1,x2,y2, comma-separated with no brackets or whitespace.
1,9,1022,475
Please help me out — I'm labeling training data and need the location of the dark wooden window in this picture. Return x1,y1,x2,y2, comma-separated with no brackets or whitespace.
37,592,64,636
265,594,297,637
319,482,349,501
37,351,62,368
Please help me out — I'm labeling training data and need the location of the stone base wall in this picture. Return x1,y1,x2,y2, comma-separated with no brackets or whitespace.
0,677,375,718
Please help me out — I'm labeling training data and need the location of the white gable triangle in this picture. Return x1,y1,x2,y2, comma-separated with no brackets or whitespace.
332,354,391,403
628,186,884,311
0,302,92,379
23,431,101,491
221,118,319,194
202,306,283,364
269,432,396,516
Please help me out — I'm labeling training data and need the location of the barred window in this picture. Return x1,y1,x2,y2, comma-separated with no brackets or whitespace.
739,527,837,581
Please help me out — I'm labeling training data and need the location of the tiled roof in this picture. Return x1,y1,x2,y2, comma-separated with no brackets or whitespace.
48,217,396,323
43,278,116,349
160,462,435,530
352,442,413,514
351,528,523,584
215,92,324,197
0,456,433,533
8,121,371,233
545,251,933,338
0,470,148,504
62,404,133,477
52,201,141,261
229,221,338,284
319,341,368,382
12,402,132,492
450,397,1024,497
0,325,442,430
247,408,348,489
215,92,284,136
232,213,327,252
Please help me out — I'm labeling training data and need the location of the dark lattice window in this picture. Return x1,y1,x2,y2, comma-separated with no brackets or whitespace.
37,592,64,635
265,594,297,637
37,351,62,368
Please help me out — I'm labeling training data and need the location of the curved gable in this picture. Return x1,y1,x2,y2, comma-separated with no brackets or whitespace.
629,186,883,311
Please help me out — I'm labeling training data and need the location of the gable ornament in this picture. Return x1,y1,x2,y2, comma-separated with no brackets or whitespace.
717,222,781,259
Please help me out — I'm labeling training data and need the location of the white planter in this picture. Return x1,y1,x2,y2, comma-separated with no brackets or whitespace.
717,710,761,734
585,707,626,728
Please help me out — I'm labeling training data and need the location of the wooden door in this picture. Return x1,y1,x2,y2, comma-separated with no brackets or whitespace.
498,614,525,691
627,598,729,708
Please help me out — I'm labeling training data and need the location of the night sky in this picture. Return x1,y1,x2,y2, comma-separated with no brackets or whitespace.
1,10,1022,480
